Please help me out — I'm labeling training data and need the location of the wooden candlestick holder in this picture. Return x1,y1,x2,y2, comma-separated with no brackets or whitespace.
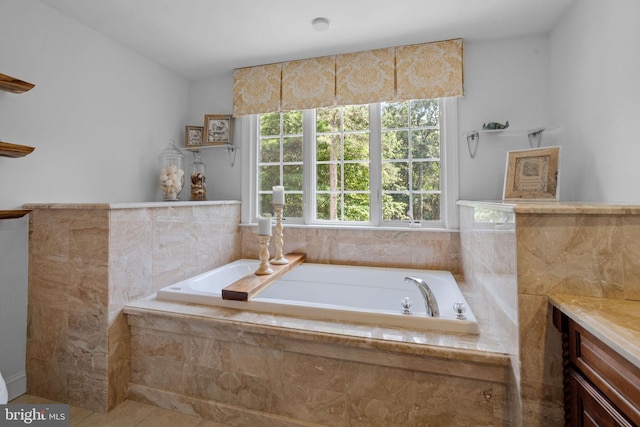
255,235,274,275
271,204,288,265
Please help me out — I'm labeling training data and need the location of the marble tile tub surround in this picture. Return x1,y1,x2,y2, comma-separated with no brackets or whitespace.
458,200,640,426
124,298,511,426
25,202,242,413
458,203,520,423
30,198,637,424
240,225,462,273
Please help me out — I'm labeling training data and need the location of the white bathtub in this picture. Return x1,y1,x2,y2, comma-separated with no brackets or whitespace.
156,259,479,334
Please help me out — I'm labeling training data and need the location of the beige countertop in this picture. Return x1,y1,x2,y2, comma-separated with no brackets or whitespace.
549,294,640,369
23,200,241,210
457,200,640,215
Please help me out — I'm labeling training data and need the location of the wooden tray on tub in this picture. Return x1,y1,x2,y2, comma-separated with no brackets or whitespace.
221,253,306,301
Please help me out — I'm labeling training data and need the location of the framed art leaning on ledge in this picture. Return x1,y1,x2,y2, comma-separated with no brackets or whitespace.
204,114,233,146
184,125,204,148
503,146,560,200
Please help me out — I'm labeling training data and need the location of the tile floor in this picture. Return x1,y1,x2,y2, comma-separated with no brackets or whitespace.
9,394,229,427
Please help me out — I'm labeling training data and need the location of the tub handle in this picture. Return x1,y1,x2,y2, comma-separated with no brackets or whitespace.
453,301,467,320
401,297,413,315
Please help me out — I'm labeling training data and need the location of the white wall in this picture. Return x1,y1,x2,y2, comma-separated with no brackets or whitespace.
458,36,553,201
186,72,242,201
0,0,189,399
550,0,640,202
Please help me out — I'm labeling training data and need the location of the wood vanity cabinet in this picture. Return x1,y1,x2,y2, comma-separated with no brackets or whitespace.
553,307,640,426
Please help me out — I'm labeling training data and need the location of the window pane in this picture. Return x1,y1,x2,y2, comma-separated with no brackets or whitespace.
282,111,303,134
383,193,409,220
344,163,369,191
316,193,341,221
382,131,408,160
260,112,281,136
411,130,440,159
344,194,370,221
283,164,303,191
317,108,340,133
284,194,303,217
344,133,369,160
343,105,369,131
258,193,272,214
412,161,440,191
410,99,439,127
317,134,341,162
259,165,280,191
381,102,408,129
261,191,302,218
382,161,408,191
283,136,303,162
316,163,341,191
413,193,440,221
259,138,280,162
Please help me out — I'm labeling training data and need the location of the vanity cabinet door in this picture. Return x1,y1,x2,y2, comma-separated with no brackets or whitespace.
568,321,640,425
569,368,634,427
553,307,640,427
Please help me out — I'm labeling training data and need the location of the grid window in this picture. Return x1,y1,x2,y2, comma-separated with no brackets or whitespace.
381,99,441,222
258,111,303,217
254,98,452,227
315,105,370,222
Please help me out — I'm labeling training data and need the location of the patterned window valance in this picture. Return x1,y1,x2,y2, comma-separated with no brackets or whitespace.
233,38,463,116
396,39,463,100
281,56,335,111
233,64,281,117
335,47,396,106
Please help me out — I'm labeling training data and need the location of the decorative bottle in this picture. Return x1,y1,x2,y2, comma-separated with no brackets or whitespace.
158,141,185,201
190,150,207,201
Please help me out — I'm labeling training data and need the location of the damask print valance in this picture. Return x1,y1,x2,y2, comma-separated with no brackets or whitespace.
233,38,463,117
281,56,335,111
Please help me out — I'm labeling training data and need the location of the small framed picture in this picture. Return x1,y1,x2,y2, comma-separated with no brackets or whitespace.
503,146,560,200
184,125,204,148
203,114,233,146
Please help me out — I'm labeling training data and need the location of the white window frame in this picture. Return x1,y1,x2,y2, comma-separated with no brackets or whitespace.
241,97,459,229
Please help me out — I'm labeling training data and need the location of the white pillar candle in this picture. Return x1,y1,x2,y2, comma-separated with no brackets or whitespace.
257,214,272,236
272,186,285,205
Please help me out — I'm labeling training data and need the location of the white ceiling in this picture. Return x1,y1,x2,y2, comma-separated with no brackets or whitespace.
36,0,576,80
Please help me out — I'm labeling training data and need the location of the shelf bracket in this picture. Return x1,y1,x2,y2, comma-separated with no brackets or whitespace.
528,128,545,148
225,144,238,167
466,131,480,159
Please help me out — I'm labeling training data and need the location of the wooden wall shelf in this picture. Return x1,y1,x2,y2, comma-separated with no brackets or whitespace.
0,142,35,158
0,73,35,94
0,210,31,220
0,73,36,220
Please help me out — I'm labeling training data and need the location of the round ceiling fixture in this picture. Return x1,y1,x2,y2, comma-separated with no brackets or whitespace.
311,17,330,32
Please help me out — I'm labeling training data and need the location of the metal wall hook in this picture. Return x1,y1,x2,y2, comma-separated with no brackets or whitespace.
466,131,479,158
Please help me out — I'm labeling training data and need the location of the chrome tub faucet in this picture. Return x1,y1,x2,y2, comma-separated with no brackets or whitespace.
404,276,440,317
